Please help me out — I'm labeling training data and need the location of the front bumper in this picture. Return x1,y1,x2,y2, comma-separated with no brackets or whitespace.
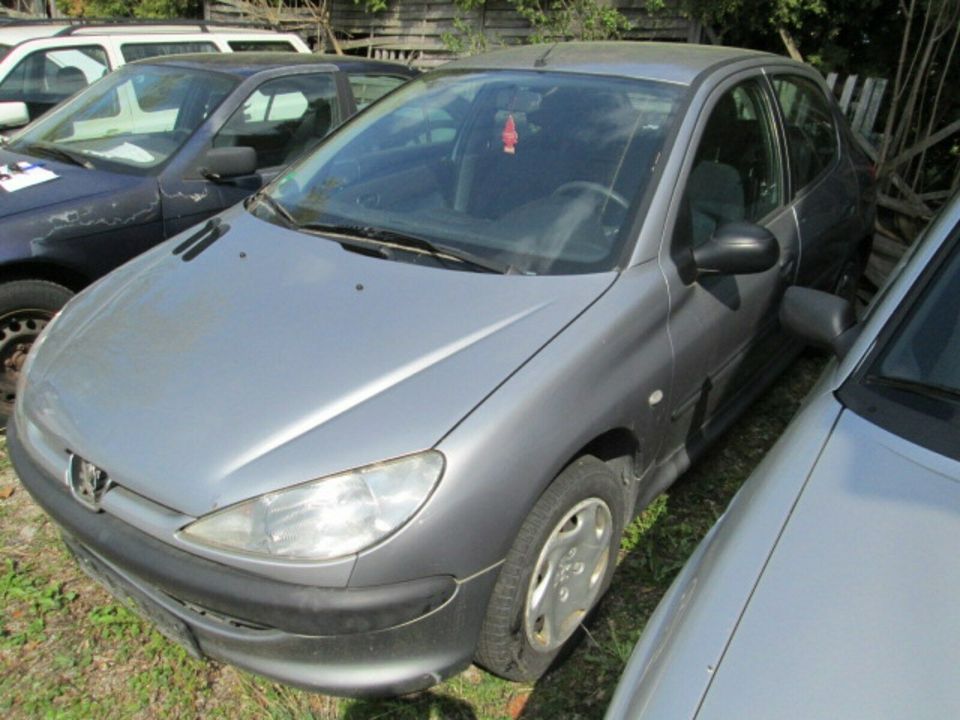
8,416,498,696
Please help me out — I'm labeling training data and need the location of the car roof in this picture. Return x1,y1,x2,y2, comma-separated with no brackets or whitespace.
132,51,418,78
442,41,782,86
0,22,293,46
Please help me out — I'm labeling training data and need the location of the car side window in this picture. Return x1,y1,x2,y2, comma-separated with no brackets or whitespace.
213,74,339,169
676,79,782,251
120,42,217,62
772,75,839,193
348,74,409,110
0,46,109,119
227,40,296,52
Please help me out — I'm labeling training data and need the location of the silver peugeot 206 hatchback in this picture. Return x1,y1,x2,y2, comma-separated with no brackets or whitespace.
9,42,875,696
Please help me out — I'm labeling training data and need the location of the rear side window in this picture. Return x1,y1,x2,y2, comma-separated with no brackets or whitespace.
227,40,296,52
348,74,408,110
120,42,218,62
772,75,839,193
213,73,339,168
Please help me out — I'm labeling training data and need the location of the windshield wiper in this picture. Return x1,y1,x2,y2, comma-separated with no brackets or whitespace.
300,222,514,274
866,375,960,402
253,192,298,229
20,142,95,170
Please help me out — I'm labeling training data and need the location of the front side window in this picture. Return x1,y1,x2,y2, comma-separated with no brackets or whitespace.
213,73,339,168
677,79,782,250
120,42,218,62
258,71,685,276
9,64,237,173
772,75,839,193
0,46,109,117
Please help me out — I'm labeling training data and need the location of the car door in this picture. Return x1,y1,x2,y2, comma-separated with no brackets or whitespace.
769,73,862,291
159,70,345,237
659,72,797,457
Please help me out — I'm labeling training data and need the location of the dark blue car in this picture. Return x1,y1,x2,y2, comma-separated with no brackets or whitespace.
0,52,416,420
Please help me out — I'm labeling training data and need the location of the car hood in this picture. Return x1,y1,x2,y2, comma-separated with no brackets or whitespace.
0,147,145,220
20,207,616,517
698,408,960,718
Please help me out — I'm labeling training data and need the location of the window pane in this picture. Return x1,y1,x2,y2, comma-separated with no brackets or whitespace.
120,42,218,62
0,46,108,104
348,74,407,110
773,76,839,192
682,80,782,248
11,65,237,172
227,40,296,52
213,74,339,168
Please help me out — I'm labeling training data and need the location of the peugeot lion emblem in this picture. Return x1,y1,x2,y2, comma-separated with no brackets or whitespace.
68,454,112,511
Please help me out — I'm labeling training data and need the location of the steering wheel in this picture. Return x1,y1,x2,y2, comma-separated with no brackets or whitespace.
552,181,629,211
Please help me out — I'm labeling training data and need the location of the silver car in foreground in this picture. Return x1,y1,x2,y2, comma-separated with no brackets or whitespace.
9,42,874,696
607,192,960,719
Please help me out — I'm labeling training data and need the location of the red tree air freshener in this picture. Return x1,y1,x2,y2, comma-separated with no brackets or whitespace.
502,114,519,154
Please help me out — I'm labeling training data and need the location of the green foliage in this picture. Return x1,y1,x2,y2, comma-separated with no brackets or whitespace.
444,0,633,54
0,559,77,648
63,0,200,19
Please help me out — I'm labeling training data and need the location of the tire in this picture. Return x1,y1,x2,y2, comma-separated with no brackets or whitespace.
0,280,74,427
475,455,625,681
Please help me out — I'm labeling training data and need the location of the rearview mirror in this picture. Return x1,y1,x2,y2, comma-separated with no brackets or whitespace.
200,146,257,182
0,102,30,131
780,286,860,359
693,222,779,276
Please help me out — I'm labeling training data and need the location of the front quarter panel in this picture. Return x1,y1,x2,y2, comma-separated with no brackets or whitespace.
350,260,673,586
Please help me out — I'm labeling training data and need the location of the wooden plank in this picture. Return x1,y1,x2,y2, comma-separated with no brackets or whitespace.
838,75,857,114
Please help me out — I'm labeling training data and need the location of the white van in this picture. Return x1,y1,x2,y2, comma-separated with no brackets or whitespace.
0,21,310,130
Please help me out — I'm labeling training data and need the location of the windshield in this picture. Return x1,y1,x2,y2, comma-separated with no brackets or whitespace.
260,70,685,275
9,64,236,173
870,232,960,396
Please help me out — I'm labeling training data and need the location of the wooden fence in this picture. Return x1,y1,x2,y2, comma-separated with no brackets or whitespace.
206,0,696,65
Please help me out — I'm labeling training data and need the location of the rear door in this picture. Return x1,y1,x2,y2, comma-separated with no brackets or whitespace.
769,73,862,291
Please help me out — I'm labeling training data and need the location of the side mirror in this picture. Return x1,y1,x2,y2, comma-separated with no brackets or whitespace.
0,101,30,130
200,146,257,182
780,286,860,359
693,222,779,276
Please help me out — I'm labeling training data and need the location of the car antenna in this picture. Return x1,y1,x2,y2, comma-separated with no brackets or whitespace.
534,42,559,68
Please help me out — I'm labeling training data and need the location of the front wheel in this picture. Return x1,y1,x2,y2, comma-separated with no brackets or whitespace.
0,280,74,426
475,455,625,681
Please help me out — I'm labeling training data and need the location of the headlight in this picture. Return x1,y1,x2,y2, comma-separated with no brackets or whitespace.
179,451,444,561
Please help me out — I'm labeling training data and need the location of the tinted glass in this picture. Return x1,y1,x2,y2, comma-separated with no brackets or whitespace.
10,64,236,173
214,73,339,168
773,76,839,192
262,71,685,275
872,238,960,394
348,74,408,110
680,79,782,248
120,42,218,62
227,40,296,52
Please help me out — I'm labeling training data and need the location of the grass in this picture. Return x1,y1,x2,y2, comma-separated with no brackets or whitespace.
0,351,825,719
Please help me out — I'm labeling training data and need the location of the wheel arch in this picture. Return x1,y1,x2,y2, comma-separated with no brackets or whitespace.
0,260,91,294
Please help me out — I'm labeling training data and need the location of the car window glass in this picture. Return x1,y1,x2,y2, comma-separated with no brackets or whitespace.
0,45,109,121
120,42,218,62
264,71,686,276
677,79,782,250
772,75,839,192
213,73,339,169
227,40,296,52
348,74,408,110
10,64,237,174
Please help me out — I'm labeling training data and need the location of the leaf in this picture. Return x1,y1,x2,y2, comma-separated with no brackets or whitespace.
0,486,14,500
